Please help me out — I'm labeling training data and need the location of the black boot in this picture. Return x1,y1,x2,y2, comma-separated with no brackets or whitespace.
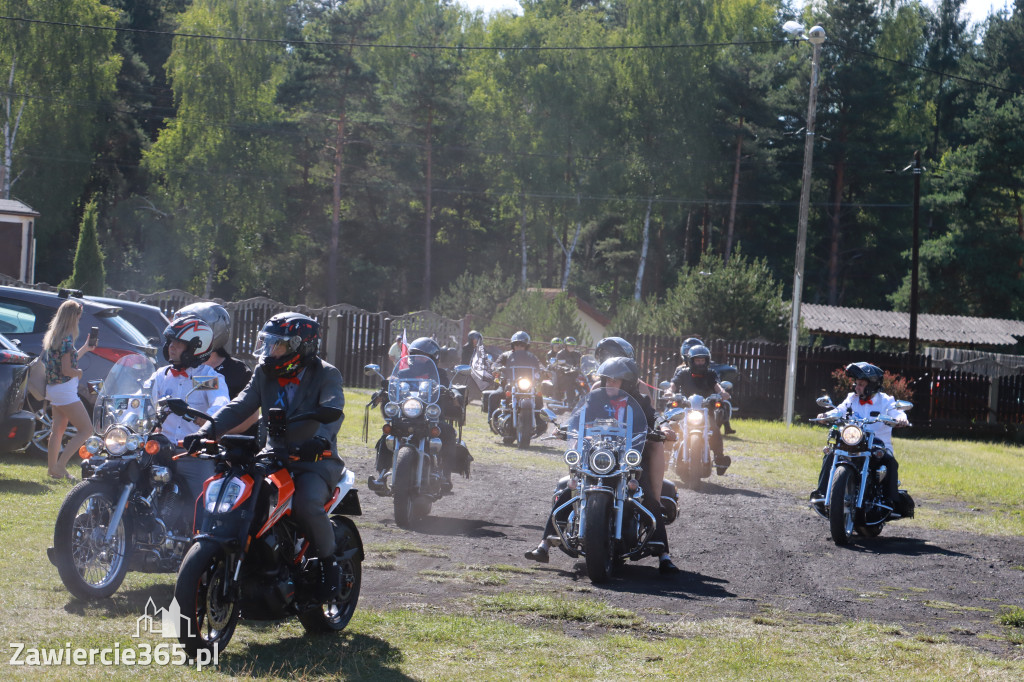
714,454,732,476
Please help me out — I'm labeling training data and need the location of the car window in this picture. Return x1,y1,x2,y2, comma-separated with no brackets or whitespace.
0,300,37,334
103,314,150,346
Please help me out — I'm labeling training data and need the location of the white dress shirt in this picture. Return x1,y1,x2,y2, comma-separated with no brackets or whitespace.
826,391,909,450
147,364,230,443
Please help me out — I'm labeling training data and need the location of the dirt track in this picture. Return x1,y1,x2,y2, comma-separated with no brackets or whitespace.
340,418,1024,658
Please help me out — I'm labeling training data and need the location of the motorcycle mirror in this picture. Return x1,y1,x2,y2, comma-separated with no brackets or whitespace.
658,380,671,391
720,380,733,392
540,407,559,424
363,363,381,376
662,407,686,422
815,395,835,409
451,364,471,377
192,375,219,391
86,379,104,396
893,400,913,412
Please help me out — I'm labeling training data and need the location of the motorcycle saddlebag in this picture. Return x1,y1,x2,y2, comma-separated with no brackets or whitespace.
895,490,915,519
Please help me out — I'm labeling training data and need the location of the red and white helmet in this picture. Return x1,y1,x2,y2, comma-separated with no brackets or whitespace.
162,316,214,368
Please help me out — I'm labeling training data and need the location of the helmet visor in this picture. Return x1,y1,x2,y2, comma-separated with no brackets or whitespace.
255,332,300,358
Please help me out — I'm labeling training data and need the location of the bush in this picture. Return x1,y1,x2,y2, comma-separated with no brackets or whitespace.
61,198,106,295
484,290,590,346
830,367,914,401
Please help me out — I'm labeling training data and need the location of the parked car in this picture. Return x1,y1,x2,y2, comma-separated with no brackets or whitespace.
0,286,158,455
87,295,170,350
0,332,34,453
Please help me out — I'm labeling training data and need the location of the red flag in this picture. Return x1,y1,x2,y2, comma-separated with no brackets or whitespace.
399,329,409,370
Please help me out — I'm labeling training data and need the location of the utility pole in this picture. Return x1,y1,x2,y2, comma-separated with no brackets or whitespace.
909,151,922,357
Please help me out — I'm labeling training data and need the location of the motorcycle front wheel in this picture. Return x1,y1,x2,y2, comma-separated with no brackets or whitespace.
583,495,616,584
53,481,133,600
174,539,239,659
516,407,532,449
829,467,857,546
393,446,425,528
300,522,362,633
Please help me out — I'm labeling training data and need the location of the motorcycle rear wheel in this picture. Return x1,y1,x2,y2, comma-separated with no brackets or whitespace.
583,495,616,584
829,467,857,546
393,446,423,528
175,539,239,659
299,522,362,633
53,481,133,600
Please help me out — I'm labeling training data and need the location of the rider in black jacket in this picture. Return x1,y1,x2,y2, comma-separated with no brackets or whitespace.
484,331,541,418
669,344,732,475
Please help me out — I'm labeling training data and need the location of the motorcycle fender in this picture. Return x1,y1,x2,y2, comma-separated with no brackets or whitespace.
326,468,360,514
825,461,859,508
331,515,365,562
92,457,142,483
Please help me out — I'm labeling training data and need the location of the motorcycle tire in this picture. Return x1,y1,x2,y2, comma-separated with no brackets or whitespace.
516,410,532,449
392,446,423,528
299,521,362,633
583,494,616,584
174,538,239,659
829,467,857,546
53,480,133,600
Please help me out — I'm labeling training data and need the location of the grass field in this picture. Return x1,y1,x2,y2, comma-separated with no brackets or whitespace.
0,389,1020,680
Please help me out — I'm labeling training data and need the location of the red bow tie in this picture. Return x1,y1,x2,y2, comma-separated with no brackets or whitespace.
278,376,300,387
169,368,189,378
859,398,873,405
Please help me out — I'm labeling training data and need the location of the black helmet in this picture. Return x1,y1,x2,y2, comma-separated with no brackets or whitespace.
687,344,712,372
510,331,531,349
596,356,640,393
255,312,320,378
174,301,231,352
594,336,634,363
468,330,482,344
409,336,441,363
565,336,577,346
845,362,884,400
162,316,215,369
680,337,705,360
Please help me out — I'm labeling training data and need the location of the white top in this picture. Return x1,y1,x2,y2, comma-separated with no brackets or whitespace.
147,364,230,443
825,391,909,450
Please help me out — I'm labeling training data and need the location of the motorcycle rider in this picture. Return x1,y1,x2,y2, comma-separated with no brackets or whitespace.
546,337,564,364
525,356,680,574
668,344,732,475
676,337,735,434
185,312,346,600
811,362,909,509
485,331,541,419
559,336,583,368
375,336,469,489
148,316,230,447
462,330,483,365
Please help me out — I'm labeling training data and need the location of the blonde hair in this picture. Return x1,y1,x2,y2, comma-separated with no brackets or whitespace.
42,300,84,352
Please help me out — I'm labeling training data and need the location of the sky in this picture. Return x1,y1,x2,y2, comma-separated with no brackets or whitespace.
455,1,1015,25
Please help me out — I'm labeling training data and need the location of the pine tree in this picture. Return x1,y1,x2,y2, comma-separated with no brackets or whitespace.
64,199,106,295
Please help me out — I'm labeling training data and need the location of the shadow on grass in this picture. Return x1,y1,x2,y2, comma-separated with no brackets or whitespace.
408,515,512,538
846,536,970,558
224,631,414,680
0,477,51,495
63,583,176,617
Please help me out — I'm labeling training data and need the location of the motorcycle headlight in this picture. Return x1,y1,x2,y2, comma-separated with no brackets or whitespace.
104,426,131,456
686,411,705,428
425,403,442,420
564,450,581,467
401,397,425,419
517,376,533,391
383,402,400,418
590,449,616,475
840,425,864,446
83,436,103,456
204,478,246,514
126,434,142,452
624,449,642,467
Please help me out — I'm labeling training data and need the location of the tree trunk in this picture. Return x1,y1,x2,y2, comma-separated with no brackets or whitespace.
682,209,693,267
423,106,434,309
828,157,846,306
520,202,528,288
1,58,27,200
328,95,347,305
725,120,743,263
634,197,653,300
561,194,583,290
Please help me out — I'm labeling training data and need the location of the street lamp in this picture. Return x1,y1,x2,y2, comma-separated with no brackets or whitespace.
782,21,826,426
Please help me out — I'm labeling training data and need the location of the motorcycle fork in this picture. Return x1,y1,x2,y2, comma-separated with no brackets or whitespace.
104,483,136,544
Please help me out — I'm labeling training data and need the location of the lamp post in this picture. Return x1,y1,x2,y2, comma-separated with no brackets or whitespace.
782,21,826,426
909,150,922,357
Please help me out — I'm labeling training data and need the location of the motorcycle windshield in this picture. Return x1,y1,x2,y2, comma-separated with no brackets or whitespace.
93,353,158,434
579,354,598,380
508,366,539,394
566,387,647,453
388,355,441,405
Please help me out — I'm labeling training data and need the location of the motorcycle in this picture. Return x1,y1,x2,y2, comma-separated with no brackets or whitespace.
541,357,589,414
48,354,218,600
489,364,553,449
659,385,728,487
809,395,915,545
363,356,472,527
173,405,363,658
548,387,678,584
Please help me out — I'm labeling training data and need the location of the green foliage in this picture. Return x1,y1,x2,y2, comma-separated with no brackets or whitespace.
432,264,516,327
484,290,590,345
62,199,106,294
609,248,788,342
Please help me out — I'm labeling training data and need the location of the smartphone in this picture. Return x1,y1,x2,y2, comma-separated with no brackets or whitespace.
88,326,99,345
